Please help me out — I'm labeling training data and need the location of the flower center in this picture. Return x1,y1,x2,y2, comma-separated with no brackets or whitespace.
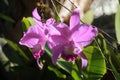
62,41,81,56
33,44,42,53
63,46,74,55
32,44,44,59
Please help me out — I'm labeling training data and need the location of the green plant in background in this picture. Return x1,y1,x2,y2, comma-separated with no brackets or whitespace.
115,5,120,44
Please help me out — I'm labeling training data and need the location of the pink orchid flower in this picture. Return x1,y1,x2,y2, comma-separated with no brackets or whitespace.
19,8,56,68
48,8,98,68
32,8,60,38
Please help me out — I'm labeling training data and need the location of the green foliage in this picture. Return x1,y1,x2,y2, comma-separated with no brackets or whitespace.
0,13,15,23
83,46,106,80
81,9,94,24
115,5,120,44
48,65,66,78
22,17,35,31
95,33,120,79
5,39,30,62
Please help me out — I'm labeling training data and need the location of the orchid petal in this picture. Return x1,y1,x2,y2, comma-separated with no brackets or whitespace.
72,24,98,47
48,35,65,64
32,8,43,26
54,23,70,39
80,52,88,69
32,8,41,21
48,35,67,49
33,48,44,69
19,25,46,48
47,24,61,36
46,18,55,25
51,45,63,64
48,23,70,44
70,8,80,30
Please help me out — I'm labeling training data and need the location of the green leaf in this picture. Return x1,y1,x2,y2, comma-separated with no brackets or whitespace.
57,60,83,80
45,44,82,80
48,66,66,78
45,44,52,57
57,60,73,73
27,17,36,25
0,38,9,64
106,44,120,79
71,63,82,80
96,33,109,55
0,13,15,23
115,5,120,44
81,9,94,24
83,46,106,80
21,17,35,31
5,39,30,62
71,69,81,80
109,55,120,80
22,17,31,31
95,33,120,79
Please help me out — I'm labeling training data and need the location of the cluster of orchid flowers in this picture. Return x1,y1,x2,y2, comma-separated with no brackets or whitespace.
19,8,98,69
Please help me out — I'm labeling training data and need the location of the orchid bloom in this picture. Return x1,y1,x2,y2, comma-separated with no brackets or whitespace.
19,8,55,68
48,8,98,68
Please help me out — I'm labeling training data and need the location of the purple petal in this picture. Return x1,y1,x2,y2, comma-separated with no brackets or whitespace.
53,23,70,39
48,23,70,47
79,52,88,69
56,23,70,35
33,48,44,69
45,18,56,36
48,34,66,64
47,24,61,36
44,20,63,37
32,8,43,26
32,8,41,21
51,45,63,64
19,25,46,48
70,8,80,30
46,18,55,25
72,24,98,47
48,35,67,49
